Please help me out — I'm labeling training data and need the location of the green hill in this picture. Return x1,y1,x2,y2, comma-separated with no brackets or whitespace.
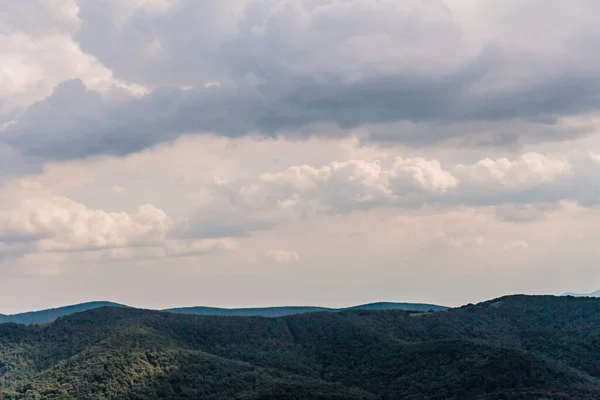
1,295,600,399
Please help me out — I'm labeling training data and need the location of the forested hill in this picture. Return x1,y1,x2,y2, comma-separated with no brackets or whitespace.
2,295,600,399
0,302,126,325
0,301,447,325
164,301,447,317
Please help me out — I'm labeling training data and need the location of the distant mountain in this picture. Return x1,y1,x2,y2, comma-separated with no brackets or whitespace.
164,302,448,317
0,301,447,325
0,301,127,325
2,295,600,398
563,290,600,297
164,305,331,317
344,302,447,312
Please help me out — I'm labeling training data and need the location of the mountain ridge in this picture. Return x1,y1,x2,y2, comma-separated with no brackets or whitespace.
0,300,447,325
0,301,127,325
2,294,600,399
165,301,447,318
564,290,600,297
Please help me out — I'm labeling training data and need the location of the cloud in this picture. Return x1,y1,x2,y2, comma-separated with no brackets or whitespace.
0,19,112,120
173,203,278,239
0,0,80,36
493,204,550,223
0,193,237,263
504,240,529,250
4,0,600,310
0,143,41,176
2,1,600,162
0,196,172,251
266,249,299,263
453,153,571,190
6,59,600,161
213,152,579,215
154,238,237,259
252,157,458,212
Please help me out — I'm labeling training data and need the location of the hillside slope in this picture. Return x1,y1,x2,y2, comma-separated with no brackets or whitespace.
1,295,600,399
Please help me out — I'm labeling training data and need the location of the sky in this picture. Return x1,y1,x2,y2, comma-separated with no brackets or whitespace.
1,0,600,313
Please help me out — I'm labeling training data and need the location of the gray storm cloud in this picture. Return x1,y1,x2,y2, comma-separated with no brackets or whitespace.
1,0,600,162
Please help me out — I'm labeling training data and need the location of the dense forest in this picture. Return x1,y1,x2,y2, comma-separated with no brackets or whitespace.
1,295,600,399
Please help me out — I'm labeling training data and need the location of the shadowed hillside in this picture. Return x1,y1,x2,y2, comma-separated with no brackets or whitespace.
1,296,600,398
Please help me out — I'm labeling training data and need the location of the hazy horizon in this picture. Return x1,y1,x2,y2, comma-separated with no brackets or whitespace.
0,298,450,316
0,289,592,316
2,1,600,315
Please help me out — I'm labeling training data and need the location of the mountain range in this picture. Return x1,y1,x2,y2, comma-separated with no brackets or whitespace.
563,290,600,297
0,301,447,325
2,295,600,399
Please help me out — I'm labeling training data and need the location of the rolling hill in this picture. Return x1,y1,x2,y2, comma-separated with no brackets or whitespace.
0,302,127,325
164,301,447,318
1,295,600,398
0,301,447,325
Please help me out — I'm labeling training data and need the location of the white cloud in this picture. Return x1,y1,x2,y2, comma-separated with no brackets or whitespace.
388,158,459,192
254,157,458,212
0,192,238,265
0,196,172,251
588,151,600,164
454,153,570,189
266,249,299,263
214,152,581,216
0,0,149,128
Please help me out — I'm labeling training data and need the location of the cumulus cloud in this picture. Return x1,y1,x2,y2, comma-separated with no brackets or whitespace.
454,153,571,190
0,196,172,251
251,157,458,213
0,194,237,263
212,152,580,215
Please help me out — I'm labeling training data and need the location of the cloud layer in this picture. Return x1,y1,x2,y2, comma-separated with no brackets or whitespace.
1,1,600,309
2,0,600,166
213,152,577,217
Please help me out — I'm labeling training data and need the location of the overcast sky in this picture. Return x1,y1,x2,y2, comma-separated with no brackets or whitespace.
1,0,600,313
